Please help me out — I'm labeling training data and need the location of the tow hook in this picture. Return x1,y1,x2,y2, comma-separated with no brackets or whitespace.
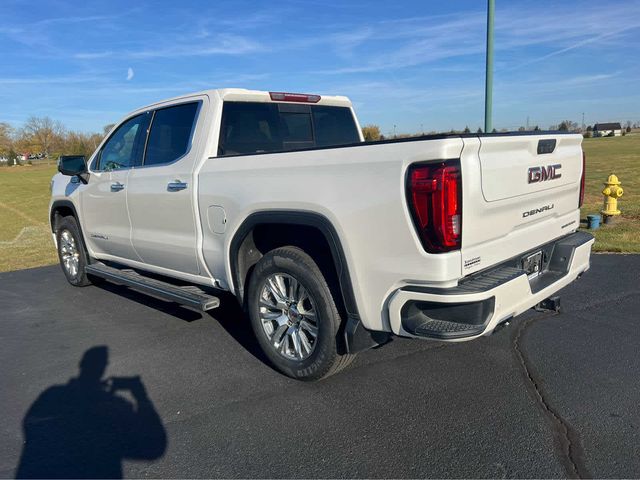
534,296,561,313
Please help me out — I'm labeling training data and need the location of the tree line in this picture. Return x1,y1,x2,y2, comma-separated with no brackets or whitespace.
361,120,637,142
0,117,110,163
2,116,636,163
361,124,540,141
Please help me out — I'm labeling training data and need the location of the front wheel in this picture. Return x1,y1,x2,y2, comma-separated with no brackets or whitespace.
55,216,93,287
247,246,355,381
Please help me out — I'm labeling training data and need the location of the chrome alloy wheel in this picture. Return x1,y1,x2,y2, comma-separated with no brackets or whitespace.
60,229,80,278
259,273,319,360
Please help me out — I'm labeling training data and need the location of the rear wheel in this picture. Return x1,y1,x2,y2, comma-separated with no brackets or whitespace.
247,246,355,380
55,216,93,287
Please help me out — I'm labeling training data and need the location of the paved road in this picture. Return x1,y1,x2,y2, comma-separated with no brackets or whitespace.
1,255,638,478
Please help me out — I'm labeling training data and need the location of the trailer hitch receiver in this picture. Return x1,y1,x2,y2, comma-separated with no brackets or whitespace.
534,296,561,313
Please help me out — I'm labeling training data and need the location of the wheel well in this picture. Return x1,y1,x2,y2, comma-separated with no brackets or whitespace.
236,223,340,303
232,211,362,319
50,204,76,232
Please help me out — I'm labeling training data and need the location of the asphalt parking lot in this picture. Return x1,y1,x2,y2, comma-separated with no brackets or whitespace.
1,254,639,478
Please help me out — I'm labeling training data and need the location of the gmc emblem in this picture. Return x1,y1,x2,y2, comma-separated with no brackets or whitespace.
528,164,562,183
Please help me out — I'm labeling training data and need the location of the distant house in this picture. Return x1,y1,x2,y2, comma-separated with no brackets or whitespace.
594,122,622,137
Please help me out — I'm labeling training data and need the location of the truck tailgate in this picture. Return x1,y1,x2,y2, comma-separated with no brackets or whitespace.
460,133,583,276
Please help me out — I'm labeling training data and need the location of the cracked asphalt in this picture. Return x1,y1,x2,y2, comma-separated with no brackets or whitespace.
1,254,638,478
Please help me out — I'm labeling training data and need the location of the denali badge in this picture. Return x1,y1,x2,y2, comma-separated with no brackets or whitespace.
464,256,481,269
523,204,554,218
528,164,561,183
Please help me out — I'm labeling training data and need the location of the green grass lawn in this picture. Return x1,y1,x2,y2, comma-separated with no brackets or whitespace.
0,136,638,272
0,164,58,272
580,135,640,252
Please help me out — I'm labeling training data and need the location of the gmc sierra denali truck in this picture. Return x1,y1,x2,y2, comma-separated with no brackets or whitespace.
50,88,594,380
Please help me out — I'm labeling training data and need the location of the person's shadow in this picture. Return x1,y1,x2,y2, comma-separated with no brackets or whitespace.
15,346,167,479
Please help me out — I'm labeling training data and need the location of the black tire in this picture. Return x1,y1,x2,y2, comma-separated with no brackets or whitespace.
55,216,93,287
247,246,355,381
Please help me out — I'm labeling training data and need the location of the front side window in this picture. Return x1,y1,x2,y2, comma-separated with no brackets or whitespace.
96,113,150,171
144,102,199,167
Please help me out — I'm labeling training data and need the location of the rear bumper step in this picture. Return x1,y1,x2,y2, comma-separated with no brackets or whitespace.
390,231,594,340
401,297,495,340
86,263,220,311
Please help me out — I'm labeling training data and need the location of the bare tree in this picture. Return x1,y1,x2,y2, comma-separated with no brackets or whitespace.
0,122,14,158
21,116,66,157
558,120,579,132
63,131,103,158
103,123,115,136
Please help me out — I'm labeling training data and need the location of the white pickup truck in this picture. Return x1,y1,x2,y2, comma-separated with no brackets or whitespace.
50,88,594,380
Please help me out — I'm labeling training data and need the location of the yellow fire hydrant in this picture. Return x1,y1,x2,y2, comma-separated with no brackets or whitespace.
601,174,623,223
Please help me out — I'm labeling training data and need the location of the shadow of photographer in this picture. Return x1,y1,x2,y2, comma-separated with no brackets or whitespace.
16,346,167,479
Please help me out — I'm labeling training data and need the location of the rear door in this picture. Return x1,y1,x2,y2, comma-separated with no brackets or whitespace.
126,98,205,275
460,133,583,276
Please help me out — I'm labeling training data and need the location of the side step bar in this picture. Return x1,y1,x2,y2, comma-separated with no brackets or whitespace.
86,263,220,311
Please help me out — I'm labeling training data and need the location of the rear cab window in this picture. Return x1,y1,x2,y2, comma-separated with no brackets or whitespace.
218,102,360,156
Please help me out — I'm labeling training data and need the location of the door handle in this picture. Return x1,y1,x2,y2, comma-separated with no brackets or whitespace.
167,181,188,192
110,182,125,192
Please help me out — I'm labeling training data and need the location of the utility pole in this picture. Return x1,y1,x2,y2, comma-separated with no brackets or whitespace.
484,0,495,133
582,112,585,131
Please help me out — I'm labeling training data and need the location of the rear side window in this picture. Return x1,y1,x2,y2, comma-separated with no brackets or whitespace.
218,102,281,155
144,102,199,166
218,102,359,156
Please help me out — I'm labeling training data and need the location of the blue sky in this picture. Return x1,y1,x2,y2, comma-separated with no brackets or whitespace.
1,0,639,135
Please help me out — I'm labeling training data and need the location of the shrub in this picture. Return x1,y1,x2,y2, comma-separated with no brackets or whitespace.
361,125,382,142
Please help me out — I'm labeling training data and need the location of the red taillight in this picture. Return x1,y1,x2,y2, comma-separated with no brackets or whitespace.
579,151,586,207
408,160,462,253
269,92,321,103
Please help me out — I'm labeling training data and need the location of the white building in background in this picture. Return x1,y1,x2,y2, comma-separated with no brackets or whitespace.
594,122,622,137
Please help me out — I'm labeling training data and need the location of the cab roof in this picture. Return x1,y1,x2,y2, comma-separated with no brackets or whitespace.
130,88,353,116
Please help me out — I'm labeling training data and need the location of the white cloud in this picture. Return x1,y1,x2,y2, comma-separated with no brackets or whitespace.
128,34,261,59
303,2,640,75
74,51,114,60
73,34,261,61
126,67,134,81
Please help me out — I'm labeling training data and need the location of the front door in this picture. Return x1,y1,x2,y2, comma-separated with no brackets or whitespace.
126,99,204,275
81,112,151,261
